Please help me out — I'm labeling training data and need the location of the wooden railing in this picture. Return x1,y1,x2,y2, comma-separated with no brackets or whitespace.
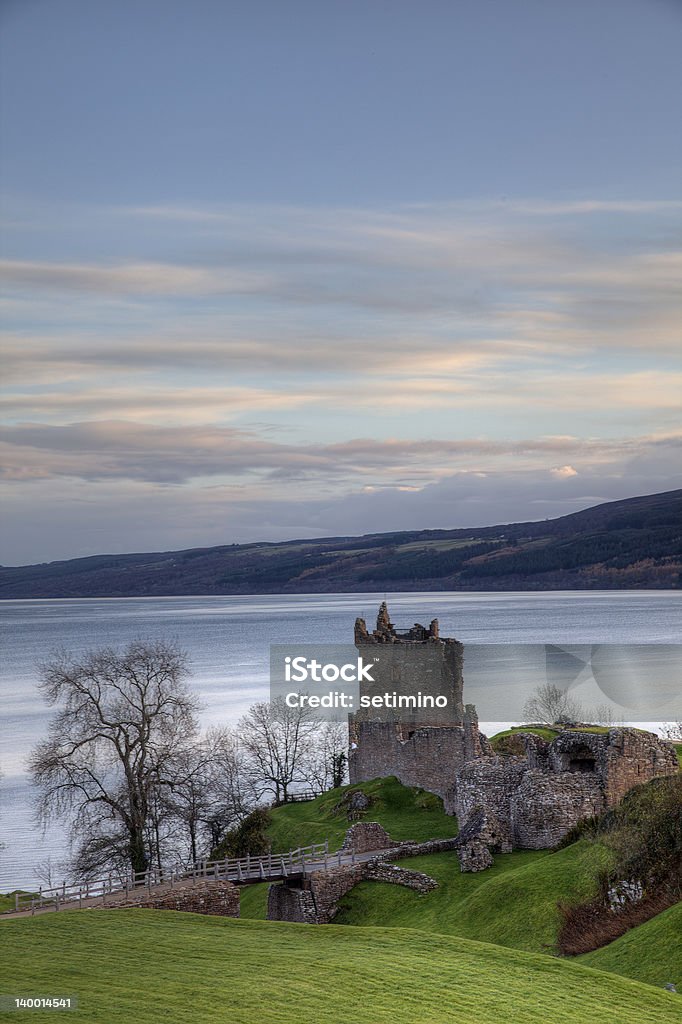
8,840,338,916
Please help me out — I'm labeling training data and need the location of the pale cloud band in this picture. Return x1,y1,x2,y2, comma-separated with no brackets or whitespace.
1,196,680,563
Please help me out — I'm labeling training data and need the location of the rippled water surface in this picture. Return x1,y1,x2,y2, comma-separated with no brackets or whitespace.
1,591,680,889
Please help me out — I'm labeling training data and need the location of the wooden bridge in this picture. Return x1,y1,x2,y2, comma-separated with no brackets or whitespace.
6,840,380,917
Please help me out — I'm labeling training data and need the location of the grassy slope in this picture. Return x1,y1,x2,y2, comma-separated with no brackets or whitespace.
0,891,34,913
267,777,457,853
0,911,679,1024
580,902,682,989
242,776,457,919
243,776,612,952
333,841,613,953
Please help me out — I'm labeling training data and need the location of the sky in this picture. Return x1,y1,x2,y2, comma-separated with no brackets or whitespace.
1,0,681,565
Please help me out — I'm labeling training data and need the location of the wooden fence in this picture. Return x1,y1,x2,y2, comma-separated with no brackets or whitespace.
8,841,345,915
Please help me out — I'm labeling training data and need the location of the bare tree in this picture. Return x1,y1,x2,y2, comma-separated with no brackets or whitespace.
521,683,584,727
239,697,321,804
160,727,252,864
305,722,348,793
29,640,202,878
33,856,67,889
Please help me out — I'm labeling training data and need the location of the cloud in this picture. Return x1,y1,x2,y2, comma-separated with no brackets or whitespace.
0,259,271,296
1,195,680,561
2,438,680,565
0,420,678,486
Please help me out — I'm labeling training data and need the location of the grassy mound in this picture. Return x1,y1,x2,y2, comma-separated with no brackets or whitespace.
0,890,36,913
266,776,457,853
580,902,682,989
488,725,612,756
489,726,560,755
333,840,613,953
1,910,679,1024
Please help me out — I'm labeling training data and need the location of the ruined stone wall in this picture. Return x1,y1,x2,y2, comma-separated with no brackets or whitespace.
307,864,367,923
112,880,240,917
266,883,318,924
453,728,678,863
454,757,527,844
388,836,459,857
511,771,604,849
267,856,440,923
338,821,394,854
600,729,677,806
363,862,438,893
350,708,487,802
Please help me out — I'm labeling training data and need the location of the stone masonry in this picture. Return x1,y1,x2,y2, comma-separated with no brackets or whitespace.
453,727,678,867
338,821,394,854
266,822,444,923
110,879,240,917
349,603,489,801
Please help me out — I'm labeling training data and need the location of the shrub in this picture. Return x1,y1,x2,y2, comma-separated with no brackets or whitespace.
211,808,272,860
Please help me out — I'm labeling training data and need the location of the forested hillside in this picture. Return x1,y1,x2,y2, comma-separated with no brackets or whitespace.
1,489,680,598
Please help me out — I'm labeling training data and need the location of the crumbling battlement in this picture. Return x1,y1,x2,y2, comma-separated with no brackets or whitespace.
354,600,444,645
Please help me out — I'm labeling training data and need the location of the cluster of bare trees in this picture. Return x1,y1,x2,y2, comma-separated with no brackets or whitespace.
29,641,347,880
521,682,618,728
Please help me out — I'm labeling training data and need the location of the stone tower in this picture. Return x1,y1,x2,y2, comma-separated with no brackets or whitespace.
348,602,487,801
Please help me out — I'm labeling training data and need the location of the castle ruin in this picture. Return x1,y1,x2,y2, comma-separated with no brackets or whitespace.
348,602,490,801
348,602,678,868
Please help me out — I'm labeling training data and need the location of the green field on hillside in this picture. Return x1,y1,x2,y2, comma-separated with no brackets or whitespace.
266,776,457,853
580,902,682,989
1,911,679,1024
0,891,34,914
241,833,613,955
335,840,614,953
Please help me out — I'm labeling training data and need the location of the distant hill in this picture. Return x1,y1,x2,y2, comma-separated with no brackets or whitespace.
1,488,680,598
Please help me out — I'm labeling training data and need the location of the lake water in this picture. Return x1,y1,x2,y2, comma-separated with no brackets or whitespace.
1,591,680,890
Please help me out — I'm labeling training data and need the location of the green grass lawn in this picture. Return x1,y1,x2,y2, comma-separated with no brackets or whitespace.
241,836,614,958
489,726,560,745
1,910,679,1024
333,839,614,954
580,902,682,990
266,776,457,853
0,891,35,914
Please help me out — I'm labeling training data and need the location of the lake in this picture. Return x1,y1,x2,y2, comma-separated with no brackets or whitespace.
1,591,680,890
